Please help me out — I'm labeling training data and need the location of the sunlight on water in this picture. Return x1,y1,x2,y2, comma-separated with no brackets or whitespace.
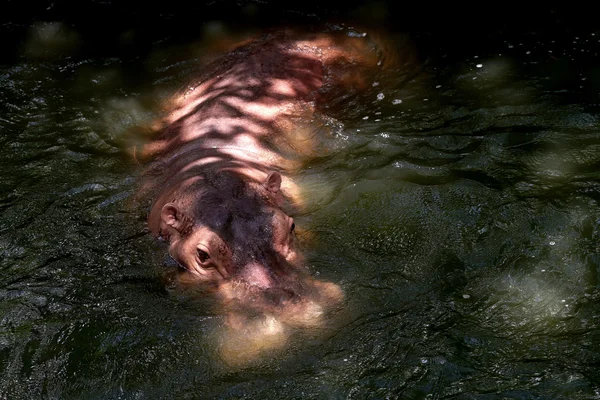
483,220,589,333
473,57,513,82
23,22,82,59
497,271,576,321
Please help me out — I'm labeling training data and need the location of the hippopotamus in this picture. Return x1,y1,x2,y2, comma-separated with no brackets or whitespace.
136,28,395,362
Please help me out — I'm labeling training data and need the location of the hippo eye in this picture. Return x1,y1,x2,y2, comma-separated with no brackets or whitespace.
197,249,210,263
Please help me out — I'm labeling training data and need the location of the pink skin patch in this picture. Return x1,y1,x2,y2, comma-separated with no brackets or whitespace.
269,78,297,96
240,263,274,289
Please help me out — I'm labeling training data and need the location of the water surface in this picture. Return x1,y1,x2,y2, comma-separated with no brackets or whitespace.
1,10,600,399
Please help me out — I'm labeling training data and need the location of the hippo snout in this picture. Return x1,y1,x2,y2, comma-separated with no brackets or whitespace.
239,262,276,289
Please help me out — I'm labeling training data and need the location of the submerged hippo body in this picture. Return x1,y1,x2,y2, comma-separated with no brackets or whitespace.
138,30,393,345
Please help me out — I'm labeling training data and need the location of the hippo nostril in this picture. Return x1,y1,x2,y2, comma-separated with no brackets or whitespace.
263,287,298,306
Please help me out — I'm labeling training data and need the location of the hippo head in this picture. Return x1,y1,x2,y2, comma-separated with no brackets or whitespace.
150,168,343,361
156,170,301,291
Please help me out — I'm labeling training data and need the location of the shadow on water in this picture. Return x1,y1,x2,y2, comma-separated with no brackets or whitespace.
1,2,600,398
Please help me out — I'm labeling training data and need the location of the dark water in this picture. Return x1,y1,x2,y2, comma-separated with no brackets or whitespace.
2,3,600,399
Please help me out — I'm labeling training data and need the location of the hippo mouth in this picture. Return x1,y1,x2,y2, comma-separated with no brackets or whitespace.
217,262,343,320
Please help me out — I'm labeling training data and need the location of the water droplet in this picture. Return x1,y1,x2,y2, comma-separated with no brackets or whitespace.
476,64,483,68
392,99,403,105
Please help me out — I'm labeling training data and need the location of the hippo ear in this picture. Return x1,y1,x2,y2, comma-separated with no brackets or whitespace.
264,171,282,193
161,203,183,231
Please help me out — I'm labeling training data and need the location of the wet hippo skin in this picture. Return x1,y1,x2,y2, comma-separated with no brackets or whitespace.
136,28,392,363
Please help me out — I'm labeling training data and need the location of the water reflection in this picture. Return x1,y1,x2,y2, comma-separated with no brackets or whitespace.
1,12,600,400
